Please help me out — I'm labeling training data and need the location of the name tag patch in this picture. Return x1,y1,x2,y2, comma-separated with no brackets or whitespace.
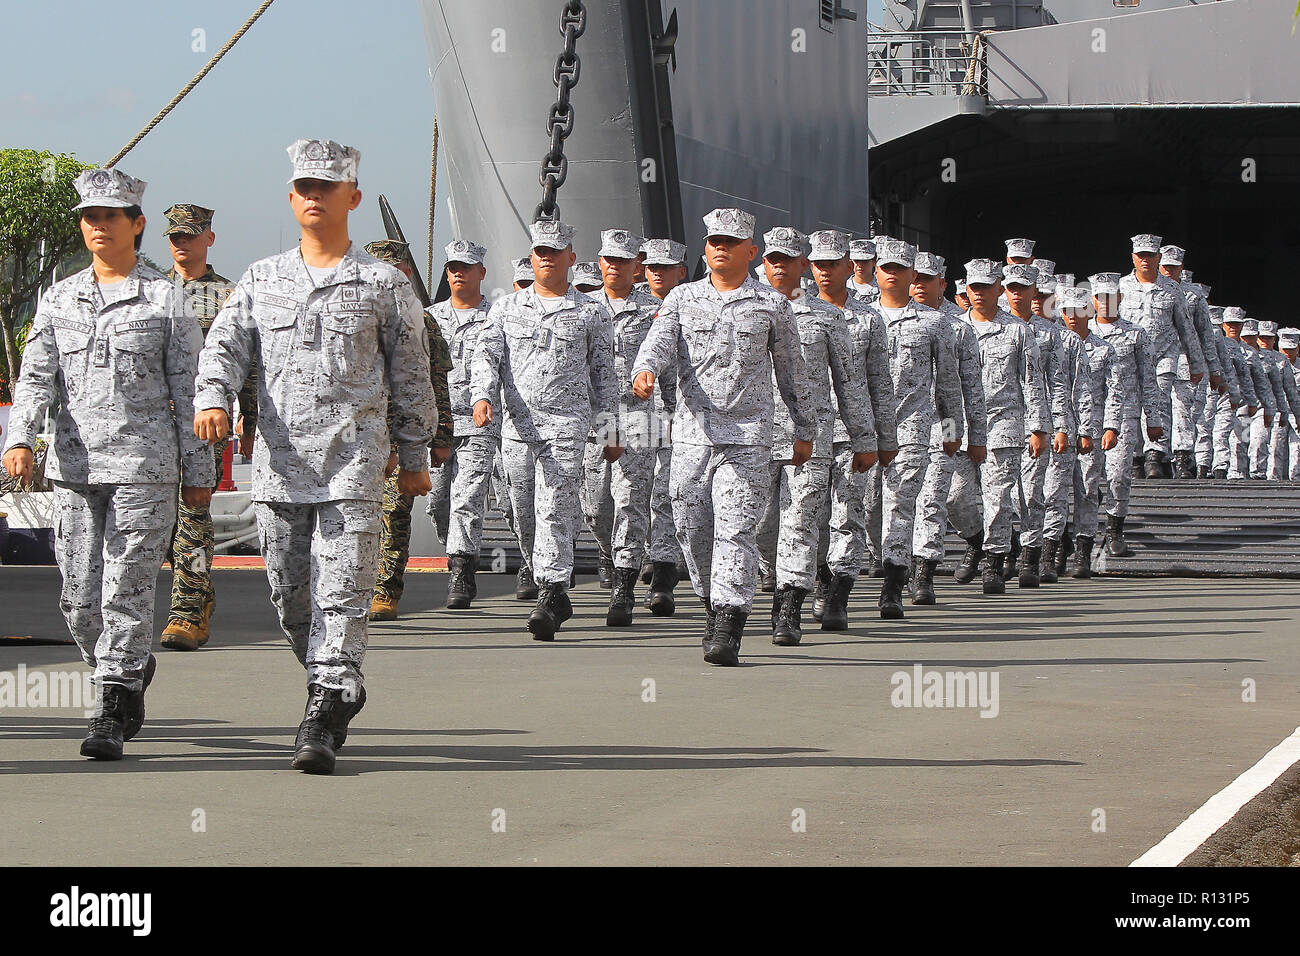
257,293,298,310
113,319,164,334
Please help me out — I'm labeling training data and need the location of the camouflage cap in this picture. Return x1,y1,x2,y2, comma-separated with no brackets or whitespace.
876,239,917,268
1222,306,1246,324
1191,282,1210,298
364,239,409,266
162,203,214,236
964,259,1002,286
1089,272,1122,295
1130,234,1162,254
1059,287,1092,311
849,238,877,261
703,207,756,240
285,138,361,184
73,167,146,210
762,226,810,259
1182,269,1195,283
1241,318,1259,336
641,238,686,266
512,256,535,283
808,229,850,261
1054,273,1075,293
1033,258,1056,278
1004,238,1036,259
598,228,646,259
1279,327,1300,348
1002,263,1039,288
1257,320,1279,337
529,219,576,251
572,261,602,288
913,252,946,277
444,238,487,266
1035,271,1057,294
954,279,967,294
1159,244,1186,266
1209,306,1225,323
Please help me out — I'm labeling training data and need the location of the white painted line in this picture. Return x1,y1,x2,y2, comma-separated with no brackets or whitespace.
1131,725,1300,867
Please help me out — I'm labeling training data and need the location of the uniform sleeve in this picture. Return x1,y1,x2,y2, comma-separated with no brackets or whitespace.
826,319,875,453
630,292,681,382
3,303,58,453
194,272,257,417
1173,294,1206,377
958,325,987,447
425,314,455,447
1215,333,1241,407
1192,296,1220,377
382,279,437,471
587,306,619,444
866,315,898,451
771,298,816,442
931,320,963,446
1103,352,1126,434
1071,344,1094,441
1020,329,1050,435
1249,357,1276,418
469,302,505,411
1135,328,1163,425
1046,330,1069,435
1278,357,1300,429
166,287,216,487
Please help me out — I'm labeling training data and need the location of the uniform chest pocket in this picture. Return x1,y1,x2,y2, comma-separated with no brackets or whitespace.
256,305,298,370
616,317,651,358
321,307,376,385
982,336,1015,385
53,320,93,357
733,316,767,365
111,322,168,402
450,329,478,385
681,311,716,361
547,320,586,369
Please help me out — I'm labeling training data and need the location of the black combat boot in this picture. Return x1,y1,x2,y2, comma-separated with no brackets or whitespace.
640,559,654,585
122,653,156,743
291,683,350,774
704,605,747,666
702,600,716,649
879,561,907,620
1055,534,1073,578
772,586,808,646
606,567,638,627
906,556,918,600
1212,467,1228,480
598,555,614,589
1143,449,1164,479
330,684,367,751
821,574,855,631
1070,536,1094,579
1105,514,1130,557
446,554,478,609
912,558,937,606
515,564,538,601
983,554,1007,595
1173,450,1196,479
867,552,884,578
81,683,129,760
1019,547,1041,588
770,584,786,631
1004,537,1021,581
952,531,983,584
1196,463,1211,480
760,567,776,593
646,561,678,616
528,583,574,641
811,563,832,622
1039,540,1059,584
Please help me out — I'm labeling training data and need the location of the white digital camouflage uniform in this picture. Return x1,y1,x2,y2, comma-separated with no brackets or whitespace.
1212,318,1259,478
427,294,497,557
1171,271,1226,469
640,240,687,569
914,296,986,562
818,292,896,576
1010,295,1070,551
758,287,874,590
194,244,436,693
6,258,214,690
1044,323,1124,543
1191,294,1242,472
1253,332,1299,479
1237,323,1279,479
1089,306,1160,520
631,273,815,614
471,284,618,587
948,309,1049,555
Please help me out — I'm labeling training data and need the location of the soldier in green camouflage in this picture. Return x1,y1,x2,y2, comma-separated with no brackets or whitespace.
364,239,453,620
160,204,259,651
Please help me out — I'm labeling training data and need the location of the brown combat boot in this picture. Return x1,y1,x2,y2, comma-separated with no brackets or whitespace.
368,591,399,621
161,617,207,652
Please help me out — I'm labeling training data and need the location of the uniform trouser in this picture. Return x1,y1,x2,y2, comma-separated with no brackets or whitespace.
1072,446,1106,539
1171,373,1200,454
490,449,519,563
1042,446,1078,542
1193,382,1214,467
864,465,884,563
1141,352,1178,455
880,444,929,566
255,499,380,692
53,481,175,690
503,436,583,587
1290,427,1300,481
757,455,832,591
1016,442,1051,548
1248,410,1271,478
427,433,497,558
647,445,681,564
1104,418,1141,518
580,440,614,560
375,474,414,601
1268,420,1291,481
817,443,870,577
1212,394,1250,477
168,437,224,625
913,444,957,563
948,447,1021,555
609,443,657,571
670,442,768,613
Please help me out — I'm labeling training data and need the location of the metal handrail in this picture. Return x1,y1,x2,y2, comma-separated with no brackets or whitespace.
867,25,988,97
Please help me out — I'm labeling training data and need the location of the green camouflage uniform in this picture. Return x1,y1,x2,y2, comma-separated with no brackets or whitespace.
366,240,453,601
164,204,259,625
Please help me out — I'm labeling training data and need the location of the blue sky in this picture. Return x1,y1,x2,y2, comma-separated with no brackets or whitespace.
1,0,441,279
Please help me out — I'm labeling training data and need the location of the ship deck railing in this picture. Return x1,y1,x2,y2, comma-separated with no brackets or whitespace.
866,22,988,98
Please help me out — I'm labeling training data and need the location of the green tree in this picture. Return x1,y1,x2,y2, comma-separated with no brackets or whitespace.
0,149,92,402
